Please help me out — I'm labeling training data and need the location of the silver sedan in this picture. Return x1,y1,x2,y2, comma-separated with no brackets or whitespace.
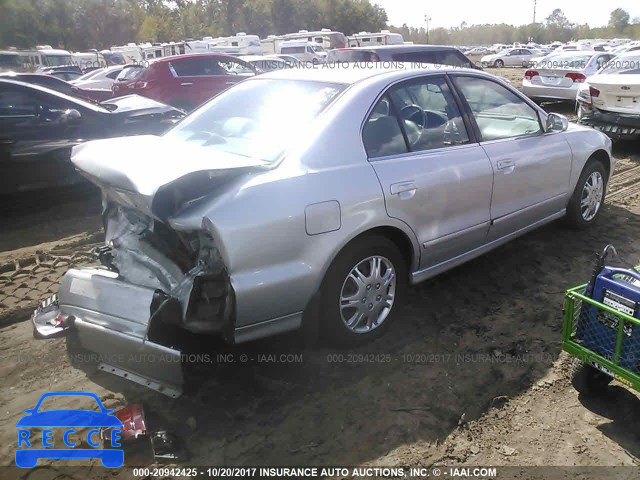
521,51,615,102
54,64,614,395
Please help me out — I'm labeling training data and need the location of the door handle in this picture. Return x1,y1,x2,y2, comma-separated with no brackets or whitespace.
497,159,515,170
180,82,193,86
390,181,417,197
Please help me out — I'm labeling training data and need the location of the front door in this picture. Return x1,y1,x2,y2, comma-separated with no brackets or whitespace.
452,75,572,241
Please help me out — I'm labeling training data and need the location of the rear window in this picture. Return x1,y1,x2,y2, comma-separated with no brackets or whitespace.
600,55,640,74
391,50,474,68
116,66,145,81
537,54,592,70
326,50,380,62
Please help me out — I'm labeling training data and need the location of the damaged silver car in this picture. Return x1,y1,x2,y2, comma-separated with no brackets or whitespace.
51,64,614,396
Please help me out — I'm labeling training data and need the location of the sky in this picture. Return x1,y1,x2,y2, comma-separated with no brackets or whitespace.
374,0,640,30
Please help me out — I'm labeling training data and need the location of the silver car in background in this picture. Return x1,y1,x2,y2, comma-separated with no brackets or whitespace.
55,64,614,395
522,51,615,102
480,47,540,67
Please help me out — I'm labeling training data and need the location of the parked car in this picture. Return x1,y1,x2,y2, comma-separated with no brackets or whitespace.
277,41,328,63
522,51,615,103
577,52,640,140
0,79,185,194
72,65,124,90
0,72,110,102
47,70,84,82
481,48,540,67
327,45,481,70
57,64,613,394
111,53,257,112
464,47,491,55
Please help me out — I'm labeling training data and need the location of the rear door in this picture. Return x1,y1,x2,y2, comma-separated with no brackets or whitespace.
364,75,494,269
451,75,572,241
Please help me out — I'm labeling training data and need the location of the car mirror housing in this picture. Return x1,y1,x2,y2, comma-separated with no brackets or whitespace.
545,112,568,132
61,109,82,125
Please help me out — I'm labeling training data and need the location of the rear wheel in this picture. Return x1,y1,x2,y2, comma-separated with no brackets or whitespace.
321,235,407,347
565,160,606,229
569,357,612,394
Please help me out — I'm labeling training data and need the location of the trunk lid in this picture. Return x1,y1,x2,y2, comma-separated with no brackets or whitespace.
589,74,640,114
71,135,265,218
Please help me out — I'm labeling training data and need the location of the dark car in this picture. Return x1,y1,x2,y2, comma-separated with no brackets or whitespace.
0,79,185,194
0,73,111,102
326,45,482,70
111,53,257,112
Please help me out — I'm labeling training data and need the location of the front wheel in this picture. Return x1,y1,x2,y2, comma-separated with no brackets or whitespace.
565,160,607,229
321,235,407,347
494,59,504,68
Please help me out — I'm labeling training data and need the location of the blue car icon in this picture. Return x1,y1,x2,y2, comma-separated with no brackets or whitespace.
16,391,124,468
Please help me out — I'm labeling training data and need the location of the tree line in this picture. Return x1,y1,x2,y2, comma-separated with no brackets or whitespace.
0,1,638,52
393,8,640,46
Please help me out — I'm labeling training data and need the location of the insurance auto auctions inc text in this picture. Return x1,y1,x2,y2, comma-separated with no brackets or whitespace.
255,466,498,477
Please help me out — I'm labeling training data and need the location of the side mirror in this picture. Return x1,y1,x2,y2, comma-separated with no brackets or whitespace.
545,112,568,132
60,108,82,125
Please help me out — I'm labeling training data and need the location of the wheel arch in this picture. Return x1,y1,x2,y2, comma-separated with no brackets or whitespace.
587,148,612,182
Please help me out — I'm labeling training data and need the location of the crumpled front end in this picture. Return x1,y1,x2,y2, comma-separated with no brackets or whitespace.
578,105,640,140
58,202,236,397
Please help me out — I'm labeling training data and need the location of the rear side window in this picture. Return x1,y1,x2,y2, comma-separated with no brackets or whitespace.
327,50,379,62
169,57,232,76
391,51,438,63
0,87,38,116
362,95,408,158
281,46,305,54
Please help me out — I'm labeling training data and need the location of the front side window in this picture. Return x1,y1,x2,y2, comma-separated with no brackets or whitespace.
164,79,345,163
363,76,470,158
453,76,542,141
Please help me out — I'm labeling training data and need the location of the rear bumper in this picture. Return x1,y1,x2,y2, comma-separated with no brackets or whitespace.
522,82,578,101
58,268,183,397
578,106,640,140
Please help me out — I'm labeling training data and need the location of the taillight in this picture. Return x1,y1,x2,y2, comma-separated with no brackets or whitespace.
524,70,539,80
565,72,586,83
589,86,600,97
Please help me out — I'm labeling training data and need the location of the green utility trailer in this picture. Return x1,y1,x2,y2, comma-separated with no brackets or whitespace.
563,284,640,394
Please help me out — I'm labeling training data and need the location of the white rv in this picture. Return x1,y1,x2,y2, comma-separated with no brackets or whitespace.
110,43,144,64
346,30,404,48
206,33,262,55
261,29,346,55
15,47,75,71
73,50,107,70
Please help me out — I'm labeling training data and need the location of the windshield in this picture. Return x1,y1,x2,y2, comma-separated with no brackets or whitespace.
165,79,346,163
103,52,126,65
310,45,326,53
537,54,592,70
600,55,640,74
42,54,74,66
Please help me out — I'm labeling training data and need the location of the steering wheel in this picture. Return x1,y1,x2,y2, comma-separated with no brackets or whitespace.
400,104,427,129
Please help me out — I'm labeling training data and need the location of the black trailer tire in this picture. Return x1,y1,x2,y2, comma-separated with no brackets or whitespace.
569,357,612,395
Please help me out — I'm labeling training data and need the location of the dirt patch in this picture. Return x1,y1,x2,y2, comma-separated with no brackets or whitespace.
1,88,639,478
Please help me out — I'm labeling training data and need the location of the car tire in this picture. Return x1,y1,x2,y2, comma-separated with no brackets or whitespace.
569,357,611,395
565,159,607,229
495,59,504,68
320,235,407,347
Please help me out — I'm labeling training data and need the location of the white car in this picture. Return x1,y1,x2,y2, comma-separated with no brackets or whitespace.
577,51,640,140
481,48,539,68
71,65,124,90
522,51,615,102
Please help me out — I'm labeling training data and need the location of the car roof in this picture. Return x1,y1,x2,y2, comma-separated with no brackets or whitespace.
252,62,480,85
150,52,242,64
337,45,460,53
0,78,104,110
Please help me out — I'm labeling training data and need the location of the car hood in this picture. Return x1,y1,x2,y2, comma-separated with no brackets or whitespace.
100,94,182,115
16,410,122,428
71,135,266,218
